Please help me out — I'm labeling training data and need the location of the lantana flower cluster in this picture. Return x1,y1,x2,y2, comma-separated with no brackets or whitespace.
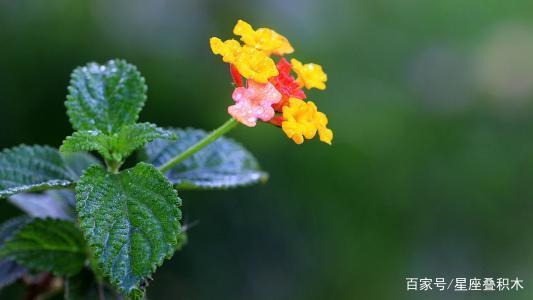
210,20,333,145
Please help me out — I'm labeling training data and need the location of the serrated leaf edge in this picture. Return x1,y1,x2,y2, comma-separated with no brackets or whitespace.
76,163,182,296
0,218,86,276
0,145,79,198
145,127,268,190
65,59,148,134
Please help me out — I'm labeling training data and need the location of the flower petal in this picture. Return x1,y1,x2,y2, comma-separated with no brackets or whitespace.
229,80,281,126
281,98,333,144
270,58,306,112
291,58,328,90
210,37,278,83
234,19,294,56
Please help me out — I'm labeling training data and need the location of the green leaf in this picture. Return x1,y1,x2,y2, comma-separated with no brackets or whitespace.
0,218,86,276
0,217,30,289
76,163,182,296
63,152,103,179
61,123,176,163
0,217,30,246
0,145,92,198
66,59,147,134
110,123,177,160
3,150,98,219
61,130,114,161
9,190,76,221
143,128,268,189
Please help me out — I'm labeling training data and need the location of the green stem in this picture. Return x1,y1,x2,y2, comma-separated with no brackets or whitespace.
106,160,123,174
158,118,239,173
98,282,106,300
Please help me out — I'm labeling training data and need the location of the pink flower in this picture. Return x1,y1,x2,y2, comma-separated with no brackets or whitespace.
229,80,281,127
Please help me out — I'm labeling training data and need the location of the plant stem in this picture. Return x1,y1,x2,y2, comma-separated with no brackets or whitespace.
98,282,106,300
106,159,123,174
158,118,239,173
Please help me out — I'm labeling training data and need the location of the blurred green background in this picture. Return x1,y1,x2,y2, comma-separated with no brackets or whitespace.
2,0,533,299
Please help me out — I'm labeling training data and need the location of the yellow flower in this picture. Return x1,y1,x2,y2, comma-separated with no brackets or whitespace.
233,20,294,56
282,98,333,145
210,37,241,63
210,37,278,83
235,46,279,83
290,59,327,90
